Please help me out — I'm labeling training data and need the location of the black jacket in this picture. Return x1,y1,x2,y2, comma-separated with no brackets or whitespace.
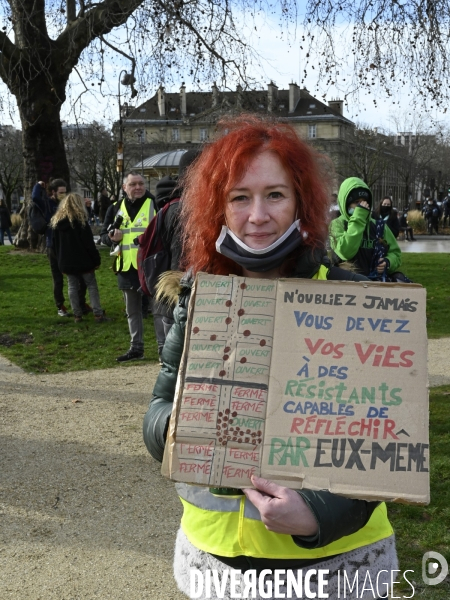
53,218,100,274
0,204,12,230
31,184,58,248
154,175,183,271
385,210,400,239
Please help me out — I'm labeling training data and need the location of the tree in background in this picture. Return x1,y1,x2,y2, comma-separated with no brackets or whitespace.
0,0,268,248
302,0,450,114
65,124,118,201
339,125,394,191
0,127,23,210
389,116,444,209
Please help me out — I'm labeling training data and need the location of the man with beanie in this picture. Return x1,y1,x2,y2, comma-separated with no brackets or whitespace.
329,177,401,278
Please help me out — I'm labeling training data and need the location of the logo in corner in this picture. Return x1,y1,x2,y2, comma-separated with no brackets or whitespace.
422,551,448,586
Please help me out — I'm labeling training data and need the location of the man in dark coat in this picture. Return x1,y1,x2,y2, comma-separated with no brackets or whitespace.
0,198,13,245
97,188,111,224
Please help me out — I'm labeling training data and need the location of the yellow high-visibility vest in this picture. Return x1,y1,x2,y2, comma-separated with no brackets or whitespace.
312,264,329,279
177,483,393,559
118,197,156,271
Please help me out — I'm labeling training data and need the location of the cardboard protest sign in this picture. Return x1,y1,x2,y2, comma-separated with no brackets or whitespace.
163,274,429,504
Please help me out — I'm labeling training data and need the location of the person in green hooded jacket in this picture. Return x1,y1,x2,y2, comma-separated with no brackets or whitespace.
329,177,402,279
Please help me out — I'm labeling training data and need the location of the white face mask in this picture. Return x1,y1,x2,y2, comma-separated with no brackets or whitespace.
215,220,307,272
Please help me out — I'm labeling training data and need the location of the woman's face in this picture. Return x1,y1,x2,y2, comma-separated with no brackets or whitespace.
224,151,297,250
381,198,392,208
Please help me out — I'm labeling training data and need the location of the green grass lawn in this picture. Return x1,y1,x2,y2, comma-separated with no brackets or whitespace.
400,253,450,338
390,385,450,599
1,248,448,374
0,245,159,372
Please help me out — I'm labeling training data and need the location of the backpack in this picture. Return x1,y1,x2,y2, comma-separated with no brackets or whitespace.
136,199,180,297
29,201,48,235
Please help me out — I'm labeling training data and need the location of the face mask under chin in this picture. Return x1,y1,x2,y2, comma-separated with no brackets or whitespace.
215,220,306,273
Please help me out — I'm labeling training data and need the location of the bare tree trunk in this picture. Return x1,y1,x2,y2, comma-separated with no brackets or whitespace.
14,82,70,250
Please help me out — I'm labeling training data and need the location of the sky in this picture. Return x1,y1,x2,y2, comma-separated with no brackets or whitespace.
1,11,450,133
249,19,450,133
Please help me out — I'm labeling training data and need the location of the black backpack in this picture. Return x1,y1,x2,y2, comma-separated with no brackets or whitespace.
136,199,180,297
29,201,48,235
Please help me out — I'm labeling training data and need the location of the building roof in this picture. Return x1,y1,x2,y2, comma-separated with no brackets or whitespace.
125,85,353,126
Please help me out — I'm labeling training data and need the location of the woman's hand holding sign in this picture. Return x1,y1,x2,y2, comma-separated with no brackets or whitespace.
243,475,318,536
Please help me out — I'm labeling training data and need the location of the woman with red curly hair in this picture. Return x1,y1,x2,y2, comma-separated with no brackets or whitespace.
144,115,397,600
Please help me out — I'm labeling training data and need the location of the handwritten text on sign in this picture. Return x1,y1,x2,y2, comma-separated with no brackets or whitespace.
166,275,428,503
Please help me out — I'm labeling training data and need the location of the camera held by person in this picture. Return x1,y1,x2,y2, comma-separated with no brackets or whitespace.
108,214,124,255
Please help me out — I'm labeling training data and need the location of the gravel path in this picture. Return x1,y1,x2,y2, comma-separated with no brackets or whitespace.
1,338,449,599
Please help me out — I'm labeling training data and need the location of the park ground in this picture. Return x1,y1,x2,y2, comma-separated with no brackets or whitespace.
1,342,449,599
1,246,449,599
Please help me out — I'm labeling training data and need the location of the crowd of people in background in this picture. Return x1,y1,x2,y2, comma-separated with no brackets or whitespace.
11,139,450,366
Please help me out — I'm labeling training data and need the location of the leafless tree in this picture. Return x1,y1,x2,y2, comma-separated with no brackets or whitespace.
65,124,117,200
386,115,445,208
339,125,394,190
0,0,276,248
302,1,450,113
412,132,450,202
0,127,23,209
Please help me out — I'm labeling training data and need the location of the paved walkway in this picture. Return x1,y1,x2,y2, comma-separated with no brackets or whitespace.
1,333,448,599
5,234,450,252
397,236,450,253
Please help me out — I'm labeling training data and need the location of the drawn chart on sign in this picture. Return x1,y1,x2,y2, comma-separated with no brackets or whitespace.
173,274,277,488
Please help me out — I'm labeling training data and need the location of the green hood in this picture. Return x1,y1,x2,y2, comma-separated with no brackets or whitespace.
337,177,371,219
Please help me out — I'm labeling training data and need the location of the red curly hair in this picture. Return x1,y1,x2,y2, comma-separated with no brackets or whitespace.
181,114,333,275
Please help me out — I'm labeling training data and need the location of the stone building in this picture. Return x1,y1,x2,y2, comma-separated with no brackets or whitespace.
117,82,355,191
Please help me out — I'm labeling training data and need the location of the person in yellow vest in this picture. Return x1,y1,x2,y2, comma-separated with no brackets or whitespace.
101,172,156,362
143,116,398,599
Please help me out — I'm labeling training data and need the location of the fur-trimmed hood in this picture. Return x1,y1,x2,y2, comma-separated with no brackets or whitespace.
155,270,187,307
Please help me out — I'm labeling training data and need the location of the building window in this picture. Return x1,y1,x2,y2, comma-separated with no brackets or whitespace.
172,128,180,141
199,128,208,141
308,124,317,139
136,129,146,143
